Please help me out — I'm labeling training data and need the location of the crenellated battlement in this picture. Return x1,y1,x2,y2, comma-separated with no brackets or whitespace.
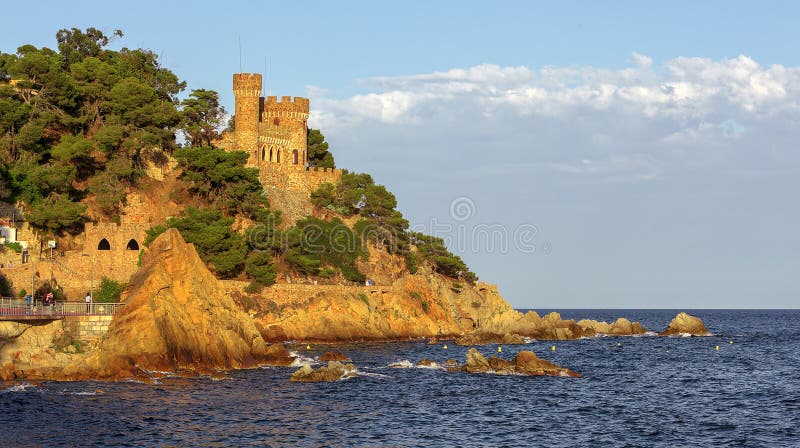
233,73,262,97
264,95,310,114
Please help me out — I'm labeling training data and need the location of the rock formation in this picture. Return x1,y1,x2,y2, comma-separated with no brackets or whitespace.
577,317,647,336
319,352,351,362
455,332,526,346
659,312,710,336
290,361,357,382
1,229,295,381
451,348,580,377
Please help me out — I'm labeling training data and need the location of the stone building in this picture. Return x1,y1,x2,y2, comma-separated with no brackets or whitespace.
227,73,341,193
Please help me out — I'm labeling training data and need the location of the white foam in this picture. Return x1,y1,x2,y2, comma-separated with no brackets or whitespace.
289,351,318,367
1,383,36,393
387,360,445,370
388,360,414,368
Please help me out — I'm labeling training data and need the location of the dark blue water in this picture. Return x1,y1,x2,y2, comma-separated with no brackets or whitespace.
2,310,799,447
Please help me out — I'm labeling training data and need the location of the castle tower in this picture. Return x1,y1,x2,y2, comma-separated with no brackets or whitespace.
232,73,262,165
263,96,310,167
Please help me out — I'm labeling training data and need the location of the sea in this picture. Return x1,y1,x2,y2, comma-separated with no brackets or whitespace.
1,309,798,447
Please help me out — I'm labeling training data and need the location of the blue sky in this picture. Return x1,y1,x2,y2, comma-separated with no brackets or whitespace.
3,1,799,308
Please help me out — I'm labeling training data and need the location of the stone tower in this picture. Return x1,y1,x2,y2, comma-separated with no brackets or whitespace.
232,73,262,163
262,96,310,167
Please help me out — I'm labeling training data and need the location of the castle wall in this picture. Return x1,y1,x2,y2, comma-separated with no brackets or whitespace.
1,193,151,301
259,165,342,193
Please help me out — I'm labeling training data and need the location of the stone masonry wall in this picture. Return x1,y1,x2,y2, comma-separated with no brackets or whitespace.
62,315,114,340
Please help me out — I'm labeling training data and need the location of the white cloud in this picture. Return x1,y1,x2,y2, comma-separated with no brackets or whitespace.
308,54,800,183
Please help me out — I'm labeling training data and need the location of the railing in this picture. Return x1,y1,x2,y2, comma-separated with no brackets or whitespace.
0,297,124,318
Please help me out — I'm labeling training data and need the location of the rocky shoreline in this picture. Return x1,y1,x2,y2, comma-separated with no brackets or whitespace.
1,230,712,383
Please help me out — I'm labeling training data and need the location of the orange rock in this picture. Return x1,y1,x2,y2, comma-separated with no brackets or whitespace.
659,312,710,336
319,351,351,362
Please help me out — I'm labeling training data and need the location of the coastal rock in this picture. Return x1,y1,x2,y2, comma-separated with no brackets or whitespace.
659,312,710,336
319,351,351,362
480,311,596,341
454,332,526,346
94,229,292,374
290,361,356,382
417,359,437,367
577,317,647,336
455,348,579,377
463,348,491,373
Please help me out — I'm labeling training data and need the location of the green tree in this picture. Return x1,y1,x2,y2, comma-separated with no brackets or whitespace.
180,89,226,148
173,146,267,218
409,232,477,283
161,207,247,278
94,276,126,303
306,128,334,168
25,194,86,235
56,27,122,66
280,217,366,282
245,251,277,286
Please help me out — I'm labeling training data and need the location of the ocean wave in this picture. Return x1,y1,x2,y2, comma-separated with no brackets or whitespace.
1,383,37,393
387,360,444,370
289,351,319,367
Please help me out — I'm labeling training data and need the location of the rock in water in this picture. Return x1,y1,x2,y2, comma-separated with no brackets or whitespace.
514,351,580,377
319,352,351,362
290,361,357,382
457,348,579,377
659,312,710,336
463,348,491,373
577,317,647,336
454,332,526,346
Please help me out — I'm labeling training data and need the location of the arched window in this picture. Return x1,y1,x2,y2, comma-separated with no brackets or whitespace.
292,149,299,164
273,117,280,126
98,238,111,251
126,239,140,251
269,147,273,162
276,150,281,163
262,148,266,161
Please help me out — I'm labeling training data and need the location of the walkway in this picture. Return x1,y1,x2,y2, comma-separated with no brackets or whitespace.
0,298,124,321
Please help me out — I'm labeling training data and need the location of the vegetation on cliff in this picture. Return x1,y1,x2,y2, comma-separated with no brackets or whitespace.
0,27,226,232
311,172,477,283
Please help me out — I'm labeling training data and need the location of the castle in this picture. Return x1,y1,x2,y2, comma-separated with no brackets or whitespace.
228,73,340,192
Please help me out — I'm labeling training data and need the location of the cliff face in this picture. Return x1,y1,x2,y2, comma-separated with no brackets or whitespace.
95,228,283,372
246,274,515,342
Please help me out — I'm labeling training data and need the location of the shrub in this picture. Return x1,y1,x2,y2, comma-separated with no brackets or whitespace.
243,281,262,294
245,251,277,286
95,277,126,303
4,242,22,253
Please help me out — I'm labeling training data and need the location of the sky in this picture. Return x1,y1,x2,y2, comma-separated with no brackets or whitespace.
3,1,799,308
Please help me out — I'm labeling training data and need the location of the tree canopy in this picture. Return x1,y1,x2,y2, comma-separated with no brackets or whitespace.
306,128,335,168
0,27,186,233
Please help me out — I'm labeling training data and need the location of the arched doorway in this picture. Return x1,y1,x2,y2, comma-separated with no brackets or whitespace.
126,239,140,251
292,149,299,164
98,238,111,250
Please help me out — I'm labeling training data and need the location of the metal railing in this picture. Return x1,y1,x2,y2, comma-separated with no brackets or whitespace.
0,297,124,318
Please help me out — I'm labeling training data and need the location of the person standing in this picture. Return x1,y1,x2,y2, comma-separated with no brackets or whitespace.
25,294,31,316
45,291,54,315
85,292,92,314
